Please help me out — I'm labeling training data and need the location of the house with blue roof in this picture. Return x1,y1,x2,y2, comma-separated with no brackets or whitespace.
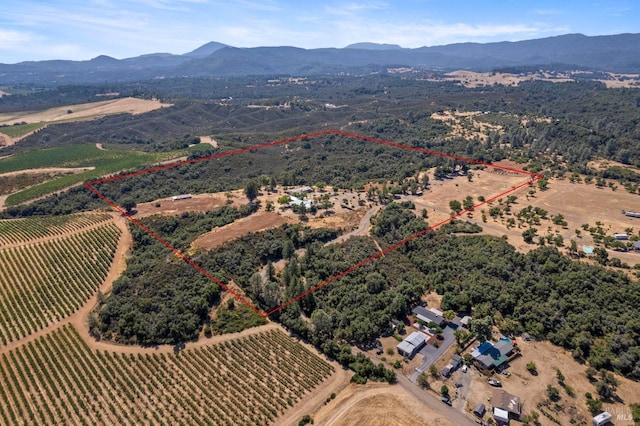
471,339,515,372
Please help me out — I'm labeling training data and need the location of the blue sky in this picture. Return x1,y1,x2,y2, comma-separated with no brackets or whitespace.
0,0,637,63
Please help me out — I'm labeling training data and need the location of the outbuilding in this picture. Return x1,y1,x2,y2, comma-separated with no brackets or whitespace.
473,403,486,418
396,331,428,358
592,411,612,426
492,389,521,420
493,407,510,425
172,194,192,201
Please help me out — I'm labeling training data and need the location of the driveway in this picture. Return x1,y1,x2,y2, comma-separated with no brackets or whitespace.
409,323,457,382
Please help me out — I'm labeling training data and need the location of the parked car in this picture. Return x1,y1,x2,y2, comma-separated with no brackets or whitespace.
462,365,468,373
376,347,383,355
441,396,452,406
487,379,502,387
455,382,463,388
501,370,511,377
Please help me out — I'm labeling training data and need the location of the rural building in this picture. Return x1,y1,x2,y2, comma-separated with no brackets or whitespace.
614,233,629,240
412,306,445,327
451,354,463,369
172,194,192,201
624,211,640,218
492,389,521,420
396,331,428,358
460,315,471,328
634,241,640,251
592,411,612,426
473,403,486,418
289,196,314,209
441,364,454,377
441,354,463,377
472,339,516,372
493,407,510,425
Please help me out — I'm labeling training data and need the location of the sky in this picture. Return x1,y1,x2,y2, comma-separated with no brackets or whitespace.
0,0,637,63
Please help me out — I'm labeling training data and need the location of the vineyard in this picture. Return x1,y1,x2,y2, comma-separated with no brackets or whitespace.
0,214,121,345
0,213,113,246
0,325,335,425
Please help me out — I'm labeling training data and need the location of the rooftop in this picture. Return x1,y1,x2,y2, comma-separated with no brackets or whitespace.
492,389,521,416
413,306,445,325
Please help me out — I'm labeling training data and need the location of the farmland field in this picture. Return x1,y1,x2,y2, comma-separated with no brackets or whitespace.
0,213,122,345
0,324,335,425
0,97,171,126
0,143,210,206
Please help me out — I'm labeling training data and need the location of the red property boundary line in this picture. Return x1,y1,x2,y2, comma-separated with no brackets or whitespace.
86,129,542,318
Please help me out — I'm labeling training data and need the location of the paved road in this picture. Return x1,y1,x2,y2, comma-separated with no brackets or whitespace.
409,324,457,382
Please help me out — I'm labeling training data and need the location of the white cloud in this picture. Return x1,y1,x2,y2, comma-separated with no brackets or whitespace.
0,29,33,47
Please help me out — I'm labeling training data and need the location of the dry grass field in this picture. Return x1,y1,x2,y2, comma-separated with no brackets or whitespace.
0,97,170,126
312,383,454,426
434,70,640,88
0,97,171,147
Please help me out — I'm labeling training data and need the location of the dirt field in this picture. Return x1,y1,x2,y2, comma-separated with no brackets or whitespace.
0,97,171,126
192,210,292,250
134,192,241,217
199,135,219,147
311,383,454,426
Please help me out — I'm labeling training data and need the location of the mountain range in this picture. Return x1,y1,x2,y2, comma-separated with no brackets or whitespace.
1,33,639,85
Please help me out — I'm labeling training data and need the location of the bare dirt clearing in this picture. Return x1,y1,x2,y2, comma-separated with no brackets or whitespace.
199,135,219,147
135,192,245,217
0,97,171,126
192,210,292,250
0,166,95,178
312,383,454,426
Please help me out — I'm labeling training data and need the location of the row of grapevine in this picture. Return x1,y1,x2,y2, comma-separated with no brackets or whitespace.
0,325,335,425
0,213,112,246
0,222,121,346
